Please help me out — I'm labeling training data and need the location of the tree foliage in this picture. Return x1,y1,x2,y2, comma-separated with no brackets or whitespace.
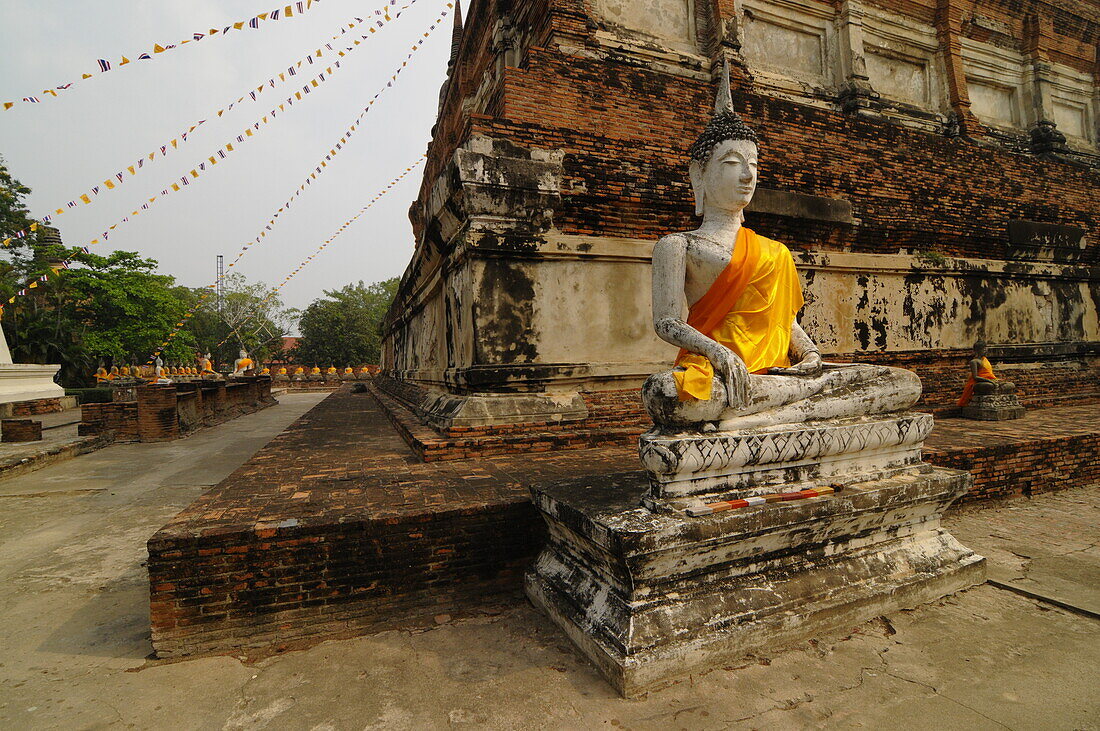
0,157,290,385
181,273,294,368
293,279,398,367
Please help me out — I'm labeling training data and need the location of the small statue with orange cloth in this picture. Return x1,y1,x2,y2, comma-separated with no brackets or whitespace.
957,340,1024,418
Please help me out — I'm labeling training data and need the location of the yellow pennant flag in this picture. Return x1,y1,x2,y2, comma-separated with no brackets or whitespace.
233,22,244,30
189,170,199,179
245,129,254,137
154,44,166,53
294,91,302,100
29,281,38,289
259,13,269,20
284,6,293,17
208,156,217,165
104,179,115,189
120,56,130,65
80,193,91,204
171,183,181,191
127,165,136,175
226,143,234,151
83,74,93,79
170,139,178,149
30,222,38,231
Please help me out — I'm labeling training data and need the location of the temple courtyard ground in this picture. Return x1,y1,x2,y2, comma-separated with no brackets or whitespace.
0,392,1096,729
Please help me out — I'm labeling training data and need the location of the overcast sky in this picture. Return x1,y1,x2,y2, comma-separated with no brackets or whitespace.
0,0,453,322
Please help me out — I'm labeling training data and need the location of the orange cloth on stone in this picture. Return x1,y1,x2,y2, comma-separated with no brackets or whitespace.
957,357,997,407
673,227,806,401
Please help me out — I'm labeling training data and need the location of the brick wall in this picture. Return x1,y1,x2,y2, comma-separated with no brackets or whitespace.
148,501,542,658
926,434,1100,502
137,385,180,442
1,419,42,442
78,402,139,440
79,378,275,442
9,398,63,417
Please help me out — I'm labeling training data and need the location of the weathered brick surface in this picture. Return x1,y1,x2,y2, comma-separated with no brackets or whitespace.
1,419,42,442
78,378,275,442
416,0,1098,264
148,389,639,658
924,404,1100,502
148,391,1100,657
9,398,63,417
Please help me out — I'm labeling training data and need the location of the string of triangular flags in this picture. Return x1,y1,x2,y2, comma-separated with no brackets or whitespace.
214,157,426,348
1,0,416,250
0,260,70,320
4,0,325,111
223,1,453,272
147,2,452,362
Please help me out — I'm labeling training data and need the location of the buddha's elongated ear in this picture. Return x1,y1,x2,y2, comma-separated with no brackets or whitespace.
689,160,705,217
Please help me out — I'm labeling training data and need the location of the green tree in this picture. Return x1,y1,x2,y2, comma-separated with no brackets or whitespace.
293,278,398,367
179,273,293,368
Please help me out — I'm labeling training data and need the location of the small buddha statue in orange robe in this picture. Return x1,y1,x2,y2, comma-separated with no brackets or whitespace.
232,349,254,376
94,365,110,383
958,340,1017,406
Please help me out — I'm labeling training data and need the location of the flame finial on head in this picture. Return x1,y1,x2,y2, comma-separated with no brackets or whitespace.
689,59,759,164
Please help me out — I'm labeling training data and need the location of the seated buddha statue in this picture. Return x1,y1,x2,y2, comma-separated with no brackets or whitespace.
120,365,131,378
307,366,324,382
260,366,270,376
355,366,370,380
341,366,354,381
642,67,920,432
94,365,110,383
107,365,120,380
957,339,1016,406
232,349,254,376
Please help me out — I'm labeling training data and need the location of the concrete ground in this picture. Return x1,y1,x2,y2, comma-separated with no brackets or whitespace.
0,394,1097,729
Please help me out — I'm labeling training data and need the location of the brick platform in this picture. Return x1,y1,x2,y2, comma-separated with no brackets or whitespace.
148,391,1100,658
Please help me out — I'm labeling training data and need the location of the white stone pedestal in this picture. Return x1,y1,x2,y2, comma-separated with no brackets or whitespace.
526,414,985,697
0,364,64,406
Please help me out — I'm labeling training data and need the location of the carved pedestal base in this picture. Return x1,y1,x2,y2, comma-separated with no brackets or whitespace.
526,465,984,697
960,394,1026,420
639,412,933,511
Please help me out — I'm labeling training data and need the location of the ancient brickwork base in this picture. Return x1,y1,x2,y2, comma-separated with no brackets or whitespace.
1,419,43,442
148,392,1100,658
79,378,275,443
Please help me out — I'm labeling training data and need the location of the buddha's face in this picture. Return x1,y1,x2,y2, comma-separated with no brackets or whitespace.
690,139,758,217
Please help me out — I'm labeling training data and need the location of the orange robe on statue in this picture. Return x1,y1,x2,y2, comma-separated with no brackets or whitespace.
673,227,806,401
957,357,997,407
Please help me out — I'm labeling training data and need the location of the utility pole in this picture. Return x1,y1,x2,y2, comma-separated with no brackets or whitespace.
216,255,225,314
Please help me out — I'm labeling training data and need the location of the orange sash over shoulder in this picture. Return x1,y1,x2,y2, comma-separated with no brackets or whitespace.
957,357,997,406
673,228,805,401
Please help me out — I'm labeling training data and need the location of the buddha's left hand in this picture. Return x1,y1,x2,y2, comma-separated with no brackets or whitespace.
768,351,823,376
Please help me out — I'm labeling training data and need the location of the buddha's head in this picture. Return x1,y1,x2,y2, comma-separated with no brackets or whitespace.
239,349,248,359
688,63,759,218
973,339,988,357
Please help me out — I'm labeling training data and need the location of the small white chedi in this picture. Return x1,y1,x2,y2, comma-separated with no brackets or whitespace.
0,322,65,410
525,63,985,697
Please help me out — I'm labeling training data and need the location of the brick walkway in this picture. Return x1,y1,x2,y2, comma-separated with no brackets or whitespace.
926,403,1100,449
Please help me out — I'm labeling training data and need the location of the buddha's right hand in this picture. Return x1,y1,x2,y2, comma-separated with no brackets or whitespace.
710,347,749,410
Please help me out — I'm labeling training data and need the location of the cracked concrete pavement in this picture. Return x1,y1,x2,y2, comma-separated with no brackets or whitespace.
0,395,1097,729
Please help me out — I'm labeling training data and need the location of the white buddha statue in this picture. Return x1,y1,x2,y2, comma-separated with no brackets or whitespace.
642,65,920,432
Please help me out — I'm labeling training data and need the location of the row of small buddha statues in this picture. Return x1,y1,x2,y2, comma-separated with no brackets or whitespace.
272,365,380,383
